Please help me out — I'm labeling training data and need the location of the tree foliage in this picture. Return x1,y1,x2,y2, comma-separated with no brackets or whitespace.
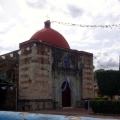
90,100,120,114
95,70,120,97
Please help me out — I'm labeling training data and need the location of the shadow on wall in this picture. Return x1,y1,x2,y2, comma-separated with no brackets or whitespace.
0,87,16,110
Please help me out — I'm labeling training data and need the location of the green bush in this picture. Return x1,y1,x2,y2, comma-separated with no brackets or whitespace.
90,100,120,114
94,96,108,100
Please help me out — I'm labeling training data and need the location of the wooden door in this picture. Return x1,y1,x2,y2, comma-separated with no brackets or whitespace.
61,81,71,107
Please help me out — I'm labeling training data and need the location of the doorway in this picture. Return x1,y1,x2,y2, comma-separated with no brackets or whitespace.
61,81,71,107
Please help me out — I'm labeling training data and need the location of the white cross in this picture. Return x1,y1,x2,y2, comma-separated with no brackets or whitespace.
46,14,50,20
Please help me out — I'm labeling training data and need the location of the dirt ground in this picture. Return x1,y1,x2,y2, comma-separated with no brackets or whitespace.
26,108,120,119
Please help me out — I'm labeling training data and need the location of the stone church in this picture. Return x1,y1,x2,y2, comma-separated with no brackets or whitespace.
0,20,94,110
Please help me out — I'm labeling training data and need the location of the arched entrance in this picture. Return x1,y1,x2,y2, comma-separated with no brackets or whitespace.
61,81,71,107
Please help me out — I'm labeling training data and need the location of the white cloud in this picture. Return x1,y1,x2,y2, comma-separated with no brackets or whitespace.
0,4,3,15
0,0,120,70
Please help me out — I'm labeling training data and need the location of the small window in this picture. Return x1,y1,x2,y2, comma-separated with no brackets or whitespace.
63,56,69,68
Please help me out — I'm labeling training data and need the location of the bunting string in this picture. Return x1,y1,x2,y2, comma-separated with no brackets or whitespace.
1,86,15,90
94,56,103,68
0,43,35,59
51,21,120,29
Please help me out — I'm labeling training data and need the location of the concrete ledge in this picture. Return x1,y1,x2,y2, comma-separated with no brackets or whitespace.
0,111,119,120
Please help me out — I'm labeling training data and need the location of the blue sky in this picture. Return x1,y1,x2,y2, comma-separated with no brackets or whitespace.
0,0,120,70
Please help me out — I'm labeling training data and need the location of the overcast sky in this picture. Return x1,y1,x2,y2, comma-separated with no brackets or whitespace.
0,0,120,70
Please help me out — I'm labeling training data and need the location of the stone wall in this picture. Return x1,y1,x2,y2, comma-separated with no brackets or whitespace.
18,40,94,110
51,48,94,107
19,41,53,110
81,55,94,99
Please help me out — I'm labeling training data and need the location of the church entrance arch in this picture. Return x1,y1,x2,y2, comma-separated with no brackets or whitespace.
61,81,71,107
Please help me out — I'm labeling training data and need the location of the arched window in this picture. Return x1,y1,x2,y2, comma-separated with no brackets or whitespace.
63,56,69,68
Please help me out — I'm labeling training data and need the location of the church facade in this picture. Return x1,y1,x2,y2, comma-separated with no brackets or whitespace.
0,20,94,110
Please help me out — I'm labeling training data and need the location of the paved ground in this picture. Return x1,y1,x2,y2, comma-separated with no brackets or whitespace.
27,108,120,119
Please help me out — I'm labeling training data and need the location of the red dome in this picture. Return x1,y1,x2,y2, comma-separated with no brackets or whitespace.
30,20,70,49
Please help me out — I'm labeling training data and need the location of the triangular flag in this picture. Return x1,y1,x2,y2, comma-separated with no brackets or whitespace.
10,86,13,90
18,51,21,55
1,56,5,59
10,53,13,57
1,86,7,90
39,40,42,42
26,47,30,50
33,43,36,46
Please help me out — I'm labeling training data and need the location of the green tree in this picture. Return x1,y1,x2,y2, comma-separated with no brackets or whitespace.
95,70,120,99
94,69,105,86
